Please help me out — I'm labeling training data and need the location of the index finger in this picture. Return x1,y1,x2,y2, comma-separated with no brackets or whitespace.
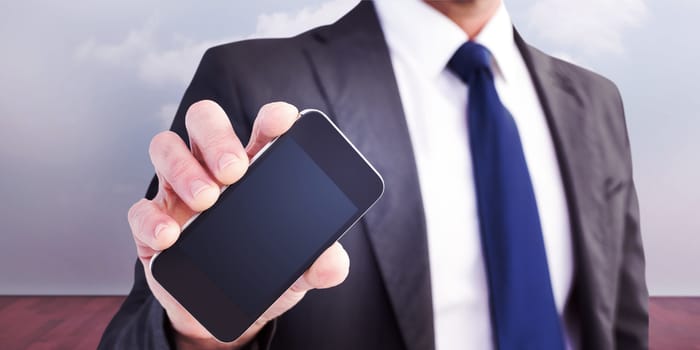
245,102,299,158
186,100,249,185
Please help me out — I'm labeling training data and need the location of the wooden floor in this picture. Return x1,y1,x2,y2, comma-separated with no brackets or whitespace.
0,296,697,349
0,296,124,350
649,297,700,350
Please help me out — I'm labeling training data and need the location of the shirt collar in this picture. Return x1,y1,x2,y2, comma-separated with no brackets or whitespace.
476,1,518,82
373,0,517,82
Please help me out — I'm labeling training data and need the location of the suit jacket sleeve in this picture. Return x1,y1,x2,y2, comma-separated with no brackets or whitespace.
612,89,649,349
98,47,277,350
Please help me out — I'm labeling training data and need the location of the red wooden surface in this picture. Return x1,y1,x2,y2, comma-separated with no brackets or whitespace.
0,296,697,349
0,296,124,350
649,297,700,349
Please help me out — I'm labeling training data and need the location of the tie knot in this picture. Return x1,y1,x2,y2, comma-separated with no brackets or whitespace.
447,41,493,84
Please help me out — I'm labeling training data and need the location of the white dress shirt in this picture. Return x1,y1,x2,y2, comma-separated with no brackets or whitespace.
373,1,575,349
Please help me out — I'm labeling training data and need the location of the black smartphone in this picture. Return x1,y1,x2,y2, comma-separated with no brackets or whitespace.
150,109,384,342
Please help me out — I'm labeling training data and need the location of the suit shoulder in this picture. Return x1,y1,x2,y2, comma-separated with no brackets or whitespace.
205,38,294,59
546,52,622,104
533,48,632,171
533,48,626,125
185,27,330,119
199,26,326,67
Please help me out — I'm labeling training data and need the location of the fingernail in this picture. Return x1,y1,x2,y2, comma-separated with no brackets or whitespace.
218,153,239,172
154,223,169,239
190,179,212,199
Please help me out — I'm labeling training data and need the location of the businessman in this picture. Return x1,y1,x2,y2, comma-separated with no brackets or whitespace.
100,0,648,349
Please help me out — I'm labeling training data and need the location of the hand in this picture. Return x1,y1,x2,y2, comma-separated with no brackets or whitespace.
127,101,350,349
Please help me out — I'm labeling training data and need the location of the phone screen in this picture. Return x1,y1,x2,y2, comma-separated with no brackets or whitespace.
174,135,358,316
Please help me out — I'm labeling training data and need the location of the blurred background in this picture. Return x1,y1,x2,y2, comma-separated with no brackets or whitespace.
1,0,698,297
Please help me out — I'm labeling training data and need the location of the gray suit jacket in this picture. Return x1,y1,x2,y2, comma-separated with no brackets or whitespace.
100,2,648,349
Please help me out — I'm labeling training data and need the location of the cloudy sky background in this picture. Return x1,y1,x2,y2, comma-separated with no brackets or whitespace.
1,0,697,295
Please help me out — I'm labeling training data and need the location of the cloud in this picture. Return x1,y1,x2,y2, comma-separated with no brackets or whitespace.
74,0,359,129
75,19,157,65
254,0,358,38
76,0,359,86
138,38,220,86
75,18,223,86
525,0,649,56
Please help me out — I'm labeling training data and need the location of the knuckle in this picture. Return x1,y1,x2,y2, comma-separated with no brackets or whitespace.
148,131,195,182
127,199,147,224
128,199,152,239
200,133,236,155
166,156,194,182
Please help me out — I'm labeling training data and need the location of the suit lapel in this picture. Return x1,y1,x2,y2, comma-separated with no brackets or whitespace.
302,2,435,350
515,32,612,347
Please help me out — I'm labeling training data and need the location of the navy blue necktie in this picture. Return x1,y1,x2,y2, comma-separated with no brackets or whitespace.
448,41,565,349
